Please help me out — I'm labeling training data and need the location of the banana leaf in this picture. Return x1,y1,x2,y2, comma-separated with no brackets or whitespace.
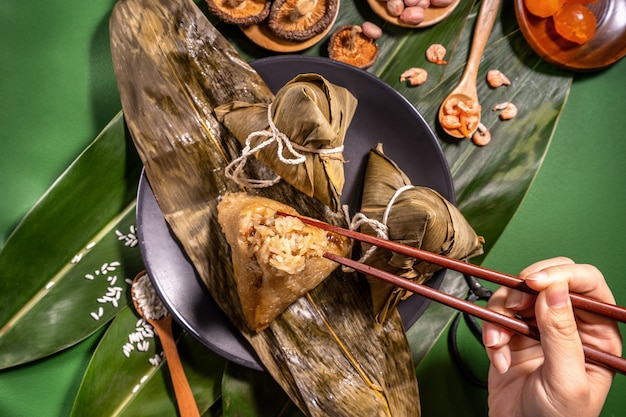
0,113,145,369
0,0,572,414
221,362,305,417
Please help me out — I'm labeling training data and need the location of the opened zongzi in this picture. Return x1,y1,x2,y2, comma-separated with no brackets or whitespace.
217,192,350,332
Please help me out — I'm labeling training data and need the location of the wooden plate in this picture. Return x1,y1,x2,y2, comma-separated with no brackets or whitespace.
367,0,462,28
514,0,626,71
240,3,339,52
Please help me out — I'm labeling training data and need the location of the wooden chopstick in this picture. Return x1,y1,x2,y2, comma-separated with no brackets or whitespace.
324,252,626,376
278,213,626,323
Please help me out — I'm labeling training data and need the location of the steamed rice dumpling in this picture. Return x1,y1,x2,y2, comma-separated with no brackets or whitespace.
360,144,484,322
214,74,358,211
217,192,351,332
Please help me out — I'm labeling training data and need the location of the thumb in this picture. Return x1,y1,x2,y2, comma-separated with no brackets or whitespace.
536,280,587,387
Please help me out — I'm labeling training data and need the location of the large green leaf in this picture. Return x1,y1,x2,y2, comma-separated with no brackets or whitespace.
70,306,227,416
0,0,572,413
0,113,145,369
221,362,305,417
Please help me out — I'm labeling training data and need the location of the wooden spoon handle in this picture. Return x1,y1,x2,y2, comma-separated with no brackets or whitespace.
150,317,201,417
461,0,501,84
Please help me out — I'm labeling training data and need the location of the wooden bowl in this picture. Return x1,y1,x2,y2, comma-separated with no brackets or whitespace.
514,0,626,71
240,0,339,52
367,0,461,28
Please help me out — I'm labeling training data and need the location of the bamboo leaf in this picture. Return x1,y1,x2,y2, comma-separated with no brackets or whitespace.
0,113,145,369
70,306,227,417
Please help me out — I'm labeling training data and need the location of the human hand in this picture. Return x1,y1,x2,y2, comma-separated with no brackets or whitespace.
482,257,622,417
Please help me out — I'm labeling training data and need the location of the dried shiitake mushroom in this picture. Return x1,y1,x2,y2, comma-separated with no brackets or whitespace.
268,0,339,42
328,24,380,69
205,0,271,26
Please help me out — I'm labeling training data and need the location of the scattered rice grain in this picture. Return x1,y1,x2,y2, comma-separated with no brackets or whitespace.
71,253,83,264
140,326,154,338
86,242,96,250
90,312,100,320
85,274,95,281
45,281,55,290
137,340,150,352
122,343,134,357
129,332,144,343
149,355,162,366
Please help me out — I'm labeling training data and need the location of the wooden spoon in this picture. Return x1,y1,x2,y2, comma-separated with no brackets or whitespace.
438,0,501,138
131,271,200,417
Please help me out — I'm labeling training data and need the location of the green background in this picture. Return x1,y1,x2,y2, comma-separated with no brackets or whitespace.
1,0,625,416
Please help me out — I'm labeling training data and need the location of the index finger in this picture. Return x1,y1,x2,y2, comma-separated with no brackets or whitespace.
524,262,616,306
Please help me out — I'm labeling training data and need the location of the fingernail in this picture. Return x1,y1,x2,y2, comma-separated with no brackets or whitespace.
524,270,548,283
483,327,500,348
546,282,570,309
493,352,510,374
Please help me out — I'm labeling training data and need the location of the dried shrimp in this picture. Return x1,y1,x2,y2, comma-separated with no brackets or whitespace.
426,44,447,65
493,102,518,120
440,97,481,137
400,67,428,86
486,69,511,88
471,123,491,146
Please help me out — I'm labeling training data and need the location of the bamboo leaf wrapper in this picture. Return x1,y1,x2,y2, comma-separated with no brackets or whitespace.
110,0,421,415
215,74,357,211
360,144,484,322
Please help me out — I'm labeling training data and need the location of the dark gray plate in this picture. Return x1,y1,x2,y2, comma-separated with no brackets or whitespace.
137,55,454,371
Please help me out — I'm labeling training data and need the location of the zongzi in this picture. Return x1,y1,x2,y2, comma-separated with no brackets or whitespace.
217,192,350,332
214,73,358,211
360,144,484,322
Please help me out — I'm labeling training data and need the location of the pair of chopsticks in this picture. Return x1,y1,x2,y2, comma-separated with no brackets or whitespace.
278,212,626,376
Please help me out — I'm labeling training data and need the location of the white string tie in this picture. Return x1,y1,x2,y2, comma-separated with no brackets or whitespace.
341,184,415,272
225,102,345,188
